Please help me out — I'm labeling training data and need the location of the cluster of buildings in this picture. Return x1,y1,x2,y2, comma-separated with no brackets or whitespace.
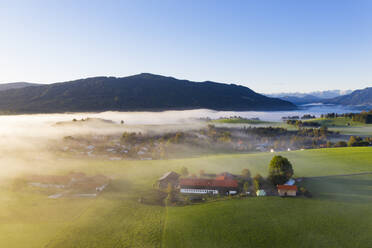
158,171,239,196
62,135,154,161
26,172,110,198
158,171,297,197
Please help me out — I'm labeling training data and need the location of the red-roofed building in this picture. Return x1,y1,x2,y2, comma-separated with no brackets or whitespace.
277,185,297,197
215,172,235,180
179,178,238,195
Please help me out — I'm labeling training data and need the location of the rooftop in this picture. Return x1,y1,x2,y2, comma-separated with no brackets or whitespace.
277,185,298,191
180,178,238,188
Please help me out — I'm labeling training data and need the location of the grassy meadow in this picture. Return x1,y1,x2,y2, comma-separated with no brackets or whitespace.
304,117,372,136
0,147,372,247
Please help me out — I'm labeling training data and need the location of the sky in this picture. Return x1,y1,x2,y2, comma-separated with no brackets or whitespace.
0,0,371,93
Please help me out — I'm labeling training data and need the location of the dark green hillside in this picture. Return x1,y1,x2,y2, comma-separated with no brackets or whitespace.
0,73,296,113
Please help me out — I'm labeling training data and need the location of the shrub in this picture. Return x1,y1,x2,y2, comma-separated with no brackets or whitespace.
335,141,347,147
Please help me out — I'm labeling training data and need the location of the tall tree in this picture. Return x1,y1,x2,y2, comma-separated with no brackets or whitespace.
180,166,189,177
241,168,251,180
268,155,294,185
243,182,249,194
253,174,263,191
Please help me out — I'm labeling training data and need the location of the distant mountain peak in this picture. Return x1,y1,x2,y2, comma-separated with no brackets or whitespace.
325,87,372,107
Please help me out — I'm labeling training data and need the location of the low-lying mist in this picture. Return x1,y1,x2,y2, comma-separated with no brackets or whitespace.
0,106,356,181
0,110,214,180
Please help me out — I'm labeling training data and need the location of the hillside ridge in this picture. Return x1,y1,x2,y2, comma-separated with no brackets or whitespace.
0,73,296,113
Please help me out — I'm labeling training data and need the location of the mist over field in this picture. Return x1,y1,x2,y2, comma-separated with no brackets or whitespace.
0,105,362,179
0,107,371,248
0,110,217,180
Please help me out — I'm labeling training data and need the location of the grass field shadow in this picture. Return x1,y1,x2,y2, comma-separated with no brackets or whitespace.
304,175,372,204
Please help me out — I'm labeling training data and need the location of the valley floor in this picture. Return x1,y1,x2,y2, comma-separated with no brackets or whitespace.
0,147,372,247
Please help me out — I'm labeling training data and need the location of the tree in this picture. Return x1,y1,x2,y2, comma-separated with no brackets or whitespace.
320,126,328,136
268,155,294,185
165,183,175,205
253,174,263,191
243,181,249,194
348,136,362,147
218,131,232,143
121,132,137,144
241,168,251,180
335,141,347,147
180,166,189,177
172,132,184,144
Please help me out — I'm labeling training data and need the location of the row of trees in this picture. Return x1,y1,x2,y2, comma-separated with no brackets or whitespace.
286,120,321,127
325,136,371,148
321,111,372,124
348,136,371,147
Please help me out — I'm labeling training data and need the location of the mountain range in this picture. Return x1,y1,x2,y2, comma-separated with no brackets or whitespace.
0,73,296,113
268,89,352,99
324,87,372,107
267,88,372,106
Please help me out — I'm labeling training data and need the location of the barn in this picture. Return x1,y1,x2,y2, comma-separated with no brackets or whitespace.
158,171,180,189
179,177,238,195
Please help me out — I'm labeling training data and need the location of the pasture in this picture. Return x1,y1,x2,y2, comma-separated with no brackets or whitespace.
0,147,371,247
305,117,372,136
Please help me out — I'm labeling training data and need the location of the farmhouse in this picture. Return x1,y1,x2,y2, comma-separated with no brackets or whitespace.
277,185,297,196
158,171,180,189
179,177,238,195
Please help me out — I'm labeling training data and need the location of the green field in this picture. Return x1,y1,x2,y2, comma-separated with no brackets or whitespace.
303,117,372,136
1,147,372,247
212,118,273,125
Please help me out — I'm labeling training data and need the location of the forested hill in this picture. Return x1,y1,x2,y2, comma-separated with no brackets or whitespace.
325,87,372,107
0,73,296,113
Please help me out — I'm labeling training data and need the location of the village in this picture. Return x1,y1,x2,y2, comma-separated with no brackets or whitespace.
55,117,349,161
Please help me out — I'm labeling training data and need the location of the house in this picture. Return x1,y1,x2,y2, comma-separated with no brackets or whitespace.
158,171,180,189
179,178,238,195
277,185,297,196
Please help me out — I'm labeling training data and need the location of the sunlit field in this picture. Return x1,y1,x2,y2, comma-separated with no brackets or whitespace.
1,147,371,248
2,1,372,247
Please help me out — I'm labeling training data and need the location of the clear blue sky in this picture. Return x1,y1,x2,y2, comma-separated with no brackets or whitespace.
0,0,371,93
